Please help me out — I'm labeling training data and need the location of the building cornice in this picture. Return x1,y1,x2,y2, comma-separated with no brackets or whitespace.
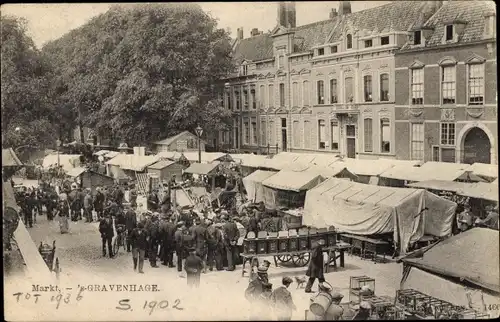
397,39,496,54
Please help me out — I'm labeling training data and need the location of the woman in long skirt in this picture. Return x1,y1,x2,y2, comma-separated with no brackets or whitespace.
56,200,70,234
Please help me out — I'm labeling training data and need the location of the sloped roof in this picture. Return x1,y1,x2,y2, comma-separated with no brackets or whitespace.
147,160,177,170
233,33,274,63
2,148,23,167
403,228,500,293
456,182,499,202
243,169,277,183
407,180,467,193
293,19,337,51
67,167,87,177
154,131,206,145
468,162,498,181
182,152,227,163
184,162,220,175
262,170,324,192
402,1,496,50
105,154,159,172
327,1,428,43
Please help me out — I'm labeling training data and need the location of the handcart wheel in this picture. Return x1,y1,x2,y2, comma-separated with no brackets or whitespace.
276,255,292,263
292,253,310,267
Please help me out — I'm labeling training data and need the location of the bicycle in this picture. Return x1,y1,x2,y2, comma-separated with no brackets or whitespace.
113,224,127,255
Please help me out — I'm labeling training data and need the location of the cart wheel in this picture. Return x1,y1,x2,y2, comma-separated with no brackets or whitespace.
292,253,310,267
276,255,292,263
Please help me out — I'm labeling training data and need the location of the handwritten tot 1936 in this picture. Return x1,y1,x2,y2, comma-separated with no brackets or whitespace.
12,287,85,310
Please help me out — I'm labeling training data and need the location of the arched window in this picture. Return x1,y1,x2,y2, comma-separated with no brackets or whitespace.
346,34,353,49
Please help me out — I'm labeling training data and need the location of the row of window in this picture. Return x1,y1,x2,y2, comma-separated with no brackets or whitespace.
226,73,391,110
240,118,392,153
317,35,391,56
410,63,485,105
410,122,456,162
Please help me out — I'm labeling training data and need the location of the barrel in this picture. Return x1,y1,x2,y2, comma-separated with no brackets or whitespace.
309,292,333,316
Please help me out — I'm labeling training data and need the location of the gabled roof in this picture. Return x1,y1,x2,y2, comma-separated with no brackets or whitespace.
293,19,338,51
2,148,23,167
402,1,496,50
147,160,177,170
232,33,274,64
403,228,500,293
327,1,428,44
184,161,220,175
105,154,159,172
262,170,324,192
154,131,204,145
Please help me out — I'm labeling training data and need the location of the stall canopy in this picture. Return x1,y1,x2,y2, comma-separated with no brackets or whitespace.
181,152,227,163
105,154,159,172
184,161,220,175
464,162,498,182
406,180,467,193
402,228,499,293
156,151,183,160
304,178,457,255
230,153,270,169
380,161,471,182
42,154,81,173
67,167,87,177
262,170,324,192
456,182,499,202
2,148,23,167
242,170,277,203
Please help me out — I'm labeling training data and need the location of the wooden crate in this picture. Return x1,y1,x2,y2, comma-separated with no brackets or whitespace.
267,232,278,253
257,231,268,254
243,231,256,254
278,231,289,253
289,229,298,251
298,227,309,251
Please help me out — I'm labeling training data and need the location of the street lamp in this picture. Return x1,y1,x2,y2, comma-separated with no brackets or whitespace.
56,139,61,169
195,125,203,163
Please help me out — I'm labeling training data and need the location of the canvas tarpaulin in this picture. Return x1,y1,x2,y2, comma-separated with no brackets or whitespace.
303,178,457,255
42,154,81,173
262,170,324,192
242,170,277,203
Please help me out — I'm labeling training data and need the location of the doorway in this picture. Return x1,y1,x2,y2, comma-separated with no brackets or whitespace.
463,127,491,164
346,125,356,158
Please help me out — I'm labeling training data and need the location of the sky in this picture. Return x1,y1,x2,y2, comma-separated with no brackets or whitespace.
1,1,389,49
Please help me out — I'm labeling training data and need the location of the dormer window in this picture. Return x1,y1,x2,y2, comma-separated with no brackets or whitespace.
346,34,353,49
445,25,453,41
381,36,389,45
241,64,248,76
364,39,372,48
318,48,324,56
414,31,421,45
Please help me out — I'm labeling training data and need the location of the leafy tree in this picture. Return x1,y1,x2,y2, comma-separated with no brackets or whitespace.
1,16,64,150
43,3,234,146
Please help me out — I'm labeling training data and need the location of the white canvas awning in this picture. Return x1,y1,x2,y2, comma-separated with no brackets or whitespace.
262,170,324,192
242,170,277,203
67,167,86,177
304,178,457,255
456,182,499,202
105,154,159,172
42,154,81,173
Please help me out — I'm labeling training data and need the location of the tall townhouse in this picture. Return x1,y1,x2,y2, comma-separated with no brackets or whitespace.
220,1,430,158
394,0,497,164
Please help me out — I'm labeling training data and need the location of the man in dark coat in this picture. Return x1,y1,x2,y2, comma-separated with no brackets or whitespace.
184,247,204,288
94,187,105,219
192,218,209,273
130,221,148,273
223,216,240,271
68,185,81,221
124,204,137,252
160,189,171,215
271,277,296,320
305,239,326,293
147,214,161,268
129,186,138,208
114,184,124,207
245,265,273,319
22,192,34,228
160,215,176,267
99,215,114,258
147,190,159,212
45,188,58,221
174,222,187,272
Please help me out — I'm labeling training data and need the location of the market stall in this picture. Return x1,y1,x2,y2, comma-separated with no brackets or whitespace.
400,228,499,319
303,178,457,256
242,170,277,203
42,154,82,174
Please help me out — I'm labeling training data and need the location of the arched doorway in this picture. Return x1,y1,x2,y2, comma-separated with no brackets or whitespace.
463,127,491,164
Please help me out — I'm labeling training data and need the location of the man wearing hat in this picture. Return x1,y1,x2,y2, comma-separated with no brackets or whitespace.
147,189,159,212
184,246,204,288
124,203,138,252
211,223,225,271
174,221,187,272
457,204,473,232
192,218,209,273
83,188,93,223
94,187,105,219
223,216,240,271
245,265,273,319
305,239,326,293
99,214,114,258
270,277,296,321
147,213,161,268
159,214,176,267
68,183,81,221
130,221,148,273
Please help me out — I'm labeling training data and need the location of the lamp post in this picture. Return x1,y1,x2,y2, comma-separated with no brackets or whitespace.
195,125,203,163
56,139,61,168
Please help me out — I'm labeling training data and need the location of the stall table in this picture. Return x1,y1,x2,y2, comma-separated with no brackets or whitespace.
340,233,391,263
240,241,351,276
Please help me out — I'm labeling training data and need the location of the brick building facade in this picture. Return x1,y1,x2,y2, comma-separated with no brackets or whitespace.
218,1,442,159
394,0,497,164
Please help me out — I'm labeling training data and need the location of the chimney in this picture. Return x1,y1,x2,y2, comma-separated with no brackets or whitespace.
277,1,296,28
329,8,338,19
251,28,260,37
339,1,352,16
484,12,496,39
237,27,244,40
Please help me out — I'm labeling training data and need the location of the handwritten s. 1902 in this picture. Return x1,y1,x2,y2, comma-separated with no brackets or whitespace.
116,298,183,315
